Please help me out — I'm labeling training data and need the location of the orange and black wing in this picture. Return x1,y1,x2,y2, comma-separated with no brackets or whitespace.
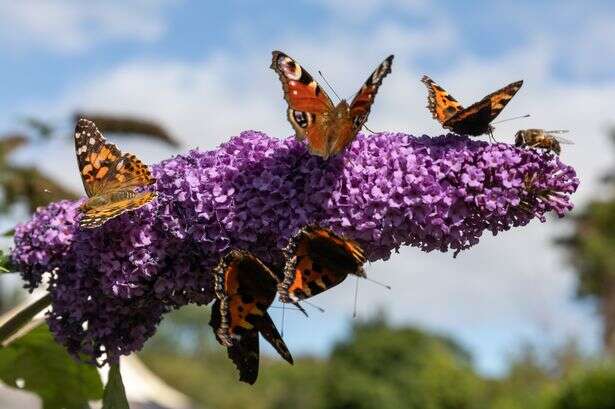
209,250,293,384
443,80,523,136
279,226,366,303
271,50,335,156
79,192,157,228
325,54,394,155
421,75,465,125
74,118,155,197
210,299,260,384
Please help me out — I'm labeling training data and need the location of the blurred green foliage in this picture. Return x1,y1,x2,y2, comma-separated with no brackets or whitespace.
0,323,103,409
0,250,11,273
323,315,485,409
140,307,615,409
0,132,77,213
553,366,615,409
558,127,615,353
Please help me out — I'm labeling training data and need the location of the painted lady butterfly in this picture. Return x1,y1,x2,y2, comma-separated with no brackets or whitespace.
75,118,157,228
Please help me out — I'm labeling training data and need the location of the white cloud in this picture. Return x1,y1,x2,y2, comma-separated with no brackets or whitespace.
9,7,615,374
0,0,175,53
310,0,428,22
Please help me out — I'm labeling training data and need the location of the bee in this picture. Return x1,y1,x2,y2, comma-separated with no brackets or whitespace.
514,129,573,155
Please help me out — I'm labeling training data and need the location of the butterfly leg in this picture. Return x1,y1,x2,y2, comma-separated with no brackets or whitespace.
487,129,499,143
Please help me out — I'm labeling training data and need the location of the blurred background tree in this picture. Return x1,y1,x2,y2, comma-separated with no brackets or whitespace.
322,312,485,409
558,127,615,354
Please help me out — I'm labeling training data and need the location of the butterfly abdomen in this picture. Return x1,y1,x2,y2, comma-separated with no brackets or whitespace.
83,190,137,209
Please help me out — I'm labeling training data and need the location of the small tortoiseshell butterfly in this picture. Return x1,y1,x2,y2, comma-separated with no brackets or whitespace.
421,75,523,137
278,226,367,303
209,250,293,384
271,51,393,159
75,118,156,228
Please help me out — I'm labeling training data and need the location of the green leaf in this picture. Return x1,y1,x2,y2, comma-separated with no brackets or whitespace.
1,228,15,237
0,324,103,409
103,363,130,409
0,250,11,273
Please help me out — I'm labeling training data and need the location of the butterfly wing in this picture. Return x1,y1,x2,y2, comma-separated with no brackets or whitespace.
75,118,155,196
258,312,293,365
271,50,335,156
80,191,157,228
210,300,260,384
444,80,524,135
279,226,366,303
75,118,157,228
323,54,395,156
421,75,465,125
211,250,292,383
75,118,123,197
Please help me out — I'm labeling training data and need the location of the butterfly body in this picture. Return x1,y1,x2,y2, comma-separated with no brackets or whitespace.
421,75,523,137
81,189,136,209
74,118,157,228
210,250,292,384
272,51,393,159
279,226,366,303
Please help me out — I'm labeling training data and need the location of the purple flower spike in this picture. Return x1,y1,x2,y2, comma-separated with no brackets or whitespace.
10,131,579,363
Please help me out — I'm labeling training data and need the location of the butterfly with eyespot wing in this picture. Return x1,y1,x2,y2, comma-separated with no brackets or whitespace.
421,75,523,137
209,250,294,384
278,225,367,303
271,51,394,159
74,118,157,228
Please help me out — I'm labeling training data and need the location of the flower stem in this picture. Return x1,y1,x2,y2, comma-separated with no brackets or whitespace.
0,293,51,345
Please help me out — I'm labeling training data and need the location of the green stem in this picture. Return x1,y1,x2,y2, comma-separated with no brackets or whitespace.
0,293,51,345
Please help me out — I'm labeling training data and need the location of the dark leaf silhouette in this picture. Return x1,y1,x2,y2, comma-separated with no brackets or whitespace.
74,112,181,147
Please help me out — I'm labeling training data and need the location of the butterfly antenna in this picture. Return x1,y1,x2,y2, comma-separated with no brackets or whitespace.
270,306,306,313
353,276,360,318
362,124,376,134
545,129,570,134
362,276,392,290
301,300,326,313
294,302,309,317
318,70,342,102
281,303,285,338
492,114,530,125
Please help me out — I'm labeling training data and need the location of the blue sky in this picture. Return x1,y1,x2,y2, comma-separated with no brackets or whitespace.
1,0,614,375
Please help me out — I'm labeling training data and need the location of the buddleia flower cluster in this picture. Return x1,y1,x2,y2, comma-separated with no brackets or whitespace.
10,131,578,363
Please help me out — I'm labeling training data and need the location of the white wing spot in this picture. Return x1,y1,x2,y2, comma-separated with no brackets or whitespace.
75,132,81,139
292,90,298,95
89,137,95,145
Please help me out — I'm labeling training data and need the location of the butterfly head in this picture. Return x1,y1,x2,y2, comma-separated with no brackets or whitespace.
514,130,526,147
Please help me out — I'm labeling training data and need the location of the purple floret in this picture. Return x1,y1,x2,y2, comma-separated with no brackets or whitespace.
10,131,579,363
